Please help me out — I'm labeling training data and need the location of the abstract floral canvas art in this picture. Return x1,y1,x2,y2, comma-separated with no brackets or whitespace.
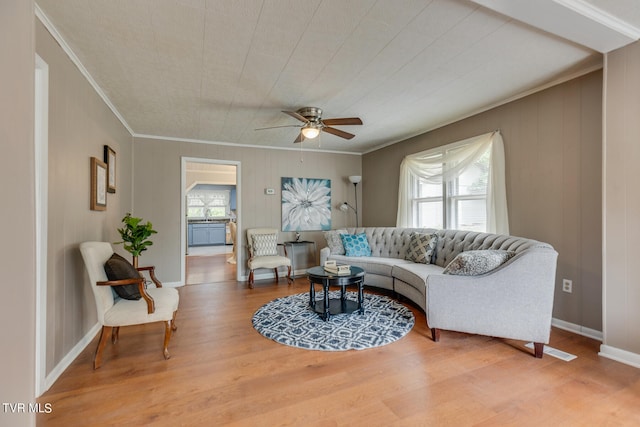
281,177,331,231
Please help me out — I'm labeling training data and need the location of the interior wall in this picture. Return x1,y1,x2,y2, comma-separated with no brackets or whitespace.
36,20,133,376
603,40,640,357
132,137,361,282
363,70,603,331
0,1,36,423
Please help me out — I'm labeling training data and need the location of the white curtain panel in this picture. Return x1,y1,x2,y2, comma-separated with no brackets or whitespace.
396,131,509,234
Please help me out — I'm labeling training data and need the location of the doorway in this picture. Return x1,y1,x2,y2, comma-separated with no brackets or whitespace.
180,158,241,285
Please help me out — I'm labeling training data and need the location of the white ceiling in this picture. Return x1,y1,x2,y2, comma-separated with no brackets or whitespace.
35,0,640,154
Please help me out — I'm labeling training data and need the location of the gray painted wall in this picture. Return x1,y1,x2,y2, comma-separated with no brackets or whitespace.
36,20,133,376
603,40,640,355
362,71,603,331
0,1,36,425
132,137,362,282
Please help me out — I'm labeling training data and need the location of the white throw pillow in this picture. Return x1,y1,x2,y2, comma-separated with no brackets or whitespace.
323,229,348,255
251,233,278,257
443,250,515,276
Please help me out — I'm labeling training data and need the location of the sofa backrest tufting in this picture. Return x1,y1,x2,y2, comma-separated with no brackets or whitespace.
343,227,552,268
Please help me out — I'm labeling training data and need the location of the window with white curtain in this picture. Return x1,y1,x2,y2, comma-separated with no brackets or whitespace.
397,131,509,234
187,189,230,218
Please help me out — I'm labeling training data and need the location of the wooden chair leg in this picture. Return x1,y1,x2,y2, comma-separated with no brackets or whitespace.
171,310,178,331
533,342,544,358
111,327,120,344
94,326,112,370
287,266,293,284
248,270,254,289
431,328,440,342
163,320,172,360
274,268,279,282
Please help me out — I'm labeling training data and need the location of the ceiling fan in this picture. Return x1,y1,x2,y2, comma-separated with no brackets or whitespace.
256,107,363,143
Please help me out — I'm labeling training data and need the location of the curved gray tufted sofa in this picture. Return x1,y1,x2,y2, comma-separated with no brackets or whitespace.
319,227,558,358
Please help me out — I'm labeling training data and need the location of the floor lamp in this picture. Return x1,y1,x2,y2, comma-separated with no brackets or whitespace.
340,175,361,227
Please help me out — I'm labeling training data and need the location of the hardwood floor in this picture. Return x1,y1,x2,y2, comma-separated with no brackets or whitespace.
186,253,236,284
37,278,640,426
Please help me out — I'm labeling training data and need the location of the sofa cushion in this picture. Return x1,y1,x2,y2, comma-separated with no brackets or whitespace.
340,233,372,257
330,254,412,277
392,263,445,291
251,233,278,256
443,249,515,276
103,253,142,300
323,229,348,255
405,232,437,264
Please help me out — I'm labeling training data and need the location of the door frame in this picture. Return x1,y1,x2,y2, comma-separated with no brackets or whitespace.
180,157,241,284
35,54,49,396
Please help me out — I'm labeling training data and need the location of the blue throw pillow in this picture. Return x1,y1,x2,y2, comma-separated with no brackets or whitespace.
340,233,372,257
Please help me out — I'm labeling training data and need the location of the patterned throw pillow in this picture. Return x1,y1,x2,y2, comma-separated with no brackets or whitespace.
443,250,515,276
323,229,348,255
251,233,278,257
340,233,372,257
405,232,437,264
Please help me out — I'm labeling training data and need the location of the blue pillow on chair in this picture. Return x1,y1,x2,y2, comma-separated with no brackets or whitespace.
340,233,372,257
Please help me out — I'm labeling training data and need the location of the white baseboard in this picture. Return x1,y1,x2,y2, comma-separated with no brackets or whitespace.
551,318,603,341
43,323,101,393
599,345,640,369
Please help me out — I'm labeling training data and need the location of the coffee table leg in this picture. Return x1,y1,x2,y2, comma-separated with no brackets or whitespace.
358,279,365,315
323,280,330,321
309,279,315,308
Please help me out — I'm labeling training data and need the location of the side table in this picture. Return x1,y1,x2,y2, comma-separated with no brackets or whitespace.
283,240,317,277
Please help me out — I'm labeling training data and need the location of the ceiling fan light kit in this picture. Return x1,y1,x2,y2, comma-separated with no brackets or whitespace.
301,125,320,139
257,107,362,144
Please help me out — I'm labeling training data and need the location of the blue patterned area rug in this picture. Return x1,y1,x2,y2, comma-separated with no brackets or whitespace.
252,291,415,351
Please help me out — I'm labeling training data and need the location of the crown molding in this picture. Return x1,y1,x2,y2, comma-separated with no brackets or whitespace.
133,134,363,156
555,0,640,40
35,5,135,136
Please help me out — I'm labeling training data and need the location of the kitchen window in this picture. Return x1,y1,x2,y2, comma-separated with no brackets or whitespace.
187,189,230,219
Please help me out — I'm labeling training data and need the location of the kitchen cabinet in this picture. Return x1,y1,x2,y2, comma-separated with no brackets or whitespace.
188,222,227,246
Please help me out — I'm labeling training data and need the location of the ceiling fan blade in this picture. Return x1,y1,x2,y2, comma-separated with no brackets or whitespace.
321,117,363,126
293,132,304,143
322,126,355,140
282,110,309,123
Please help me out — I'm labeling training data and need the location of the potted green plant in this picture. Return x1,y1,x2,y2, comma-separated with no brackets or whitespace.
115,213,157,268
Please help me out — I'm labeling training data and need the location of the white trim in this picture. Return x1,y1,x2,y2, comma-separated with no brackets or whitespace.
34,54,49,398
601,52,609,346
181,157,242,284
599,345,640,370
555,0,640,40
551,318,603,341
35,5,134,136
43,323,101,393
137,134,361,156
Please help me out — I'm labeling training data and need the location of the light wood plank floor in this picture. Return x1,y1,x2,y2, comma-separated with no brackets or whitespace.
186,253,236,284
37,278,640,426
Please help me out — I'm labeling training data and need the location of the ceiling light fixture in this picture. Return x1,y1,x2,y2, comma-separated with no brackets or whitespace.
301,124,320,139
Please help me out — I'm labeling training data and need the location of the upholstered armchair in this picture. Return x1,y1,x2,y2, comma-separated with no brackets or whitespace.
246,228,292,288
79,242,180,369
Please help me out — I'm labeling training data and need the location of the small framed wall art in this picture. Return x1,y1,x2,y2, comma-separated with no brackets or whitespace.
90,157,107,211
104,145,116,193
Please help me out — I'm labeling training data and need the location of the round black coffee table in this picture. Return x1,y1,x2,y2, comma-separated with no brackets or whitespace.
307,266,365,321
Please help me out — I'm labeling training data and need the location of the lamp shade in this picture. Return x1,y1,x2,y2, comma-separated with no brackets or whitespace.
301,125,320,139
349,175,362,184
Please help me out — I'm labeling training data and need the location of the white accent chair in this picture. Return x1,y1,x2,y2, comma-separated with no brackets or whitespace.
246,228,292,288
79,242,180,369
